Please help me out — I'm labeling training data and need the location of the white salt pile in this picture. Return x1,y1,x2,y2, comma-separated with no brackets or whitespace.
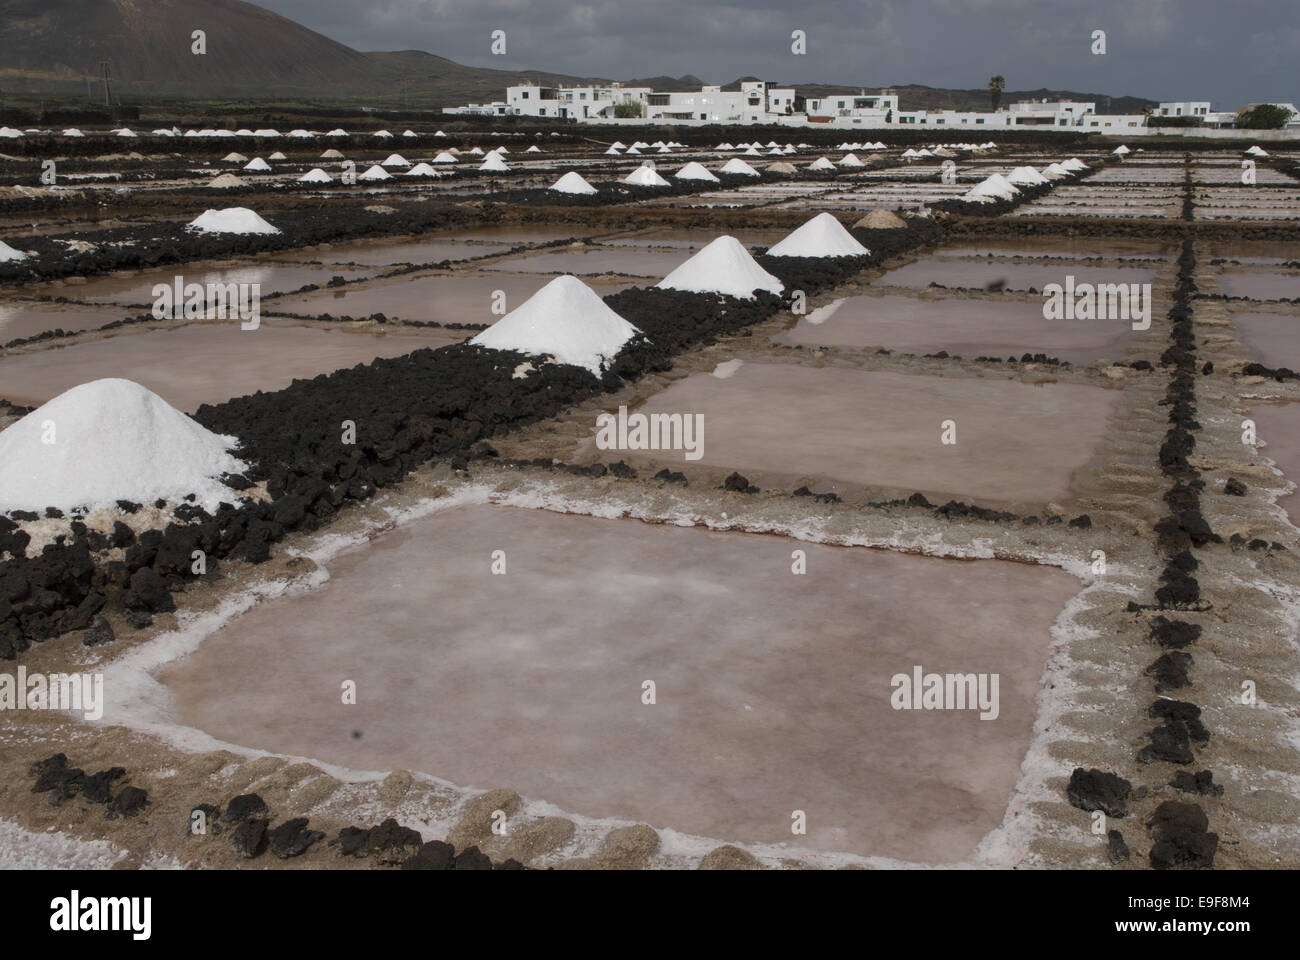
1246,145,1269,157
186,207,280,234
807,156,836,171
434,130,447,137
405,163,441,177
468,146,484,155
1061,157,1088,172
0,240,28,262
855,208,907,230
716,142,734,150
632,141,649,149
526,145,541,152
962,173,1020,202
288,130,313,139
674,161,719,182
1006,165,1049,185
624,164,670,187
297,168,333,183
1041,162,1071,180
402,130,417,138
767,212,869,258
373,130,393,138
625,146,642,155
116,128,137,137
1113,144,1130,155
838,153,865,167
656,236,783,298
320,149,345,159
712,359,744,379
0,379,247,513
380,153,411,167
432,151,457,163
252,129,280,137
549,171,598,194
470,275,641,375
743,146,762,156
720,157,760,176
326,128,348,137
766,161,798,174
358,164,392,180
243,157,271,171
62,128,85,137
267,151,287,160
610,141,627,150
901,148,919,158
479,153,510,171
207,173,246,189
604,145,623,155
222,152,248,163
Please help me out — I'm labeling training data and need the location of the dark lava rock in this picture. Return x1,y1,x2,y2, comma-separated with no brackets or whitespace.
81,767,126,804
1150,616,1201,650
1147,801,1217,870
231,818,269,858
1107,829,1131,864
125,609,153,630
1067,514,1092,529
1067,768,1131,818
607,460,636,479
1149,699,1210,743
109,521,135,548
907,492,933,508
1224,477,1247,496
1146,652,1193,692
126,567,175,613
82,616,115,647
105,786,148,819
221,793,268,823
31,754,84,797
402,840,456,870
336,826,370,856
116,500,141,514
722,471,758,494
1172,770,1224,796
1138,720,1195,765
268,818,325,859
653,468,687,485
452,845,494,870
366,817,424,862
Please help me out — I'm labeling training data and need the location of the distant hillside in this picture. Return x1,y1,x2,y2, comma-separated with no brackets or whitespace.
0,0,1156,115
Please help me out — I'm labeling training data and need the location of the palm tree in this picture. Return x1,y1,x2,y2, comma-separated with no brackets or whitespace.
989,75,1006,111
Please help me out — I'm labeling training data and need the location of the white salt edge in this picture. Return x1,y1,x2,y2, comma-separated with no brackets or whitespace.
767,213,870,258
656,235,783,298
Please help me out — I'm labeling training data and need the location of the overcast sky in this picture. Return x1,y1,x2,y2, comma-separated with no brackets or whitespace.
254,0,1295,108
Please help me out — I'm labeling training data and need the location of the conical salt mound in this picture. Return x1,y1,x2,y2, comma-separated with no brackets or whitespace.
838,153,865,167
656,236,783,299
405,163,440,177
207,173,246,189
767,213,870,258
297,168,333,183
854,208,907,230
222,152,247,163
674,161,719,182
719,157,760,176
807,156,836,171
432,151,457,163
0,240,28,262
1006,165,1049,185
380,153,411,167
320,149,345,159
549,171,598,194
243,157,270,171
470,275,641,375
358,164,391,180
765,161,798,175
1061,157,1087,171
479,152,510,171
1112,145,1130,155
186,207,279,234
1041,162,1071,180
624,165,670,187
963,173,1019,202
0,379,247,513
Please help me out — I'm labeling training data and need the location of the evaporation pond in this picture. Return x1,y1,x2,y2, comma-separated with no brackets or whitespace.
0,321,458,412
152,503,1081,863
67,262,374,305
876,258,1159,291
776,293,1145,363
576,363,1116,503
268,273,631,321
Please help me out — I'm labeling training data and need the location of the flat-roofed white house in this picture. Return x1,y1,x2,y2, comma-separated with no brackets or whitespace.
1157,100,1211,118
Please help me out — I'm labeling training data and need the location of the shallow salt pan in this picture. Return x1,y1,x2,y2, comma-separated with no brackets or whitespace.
154,503,1081,863
578,362,1117,503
